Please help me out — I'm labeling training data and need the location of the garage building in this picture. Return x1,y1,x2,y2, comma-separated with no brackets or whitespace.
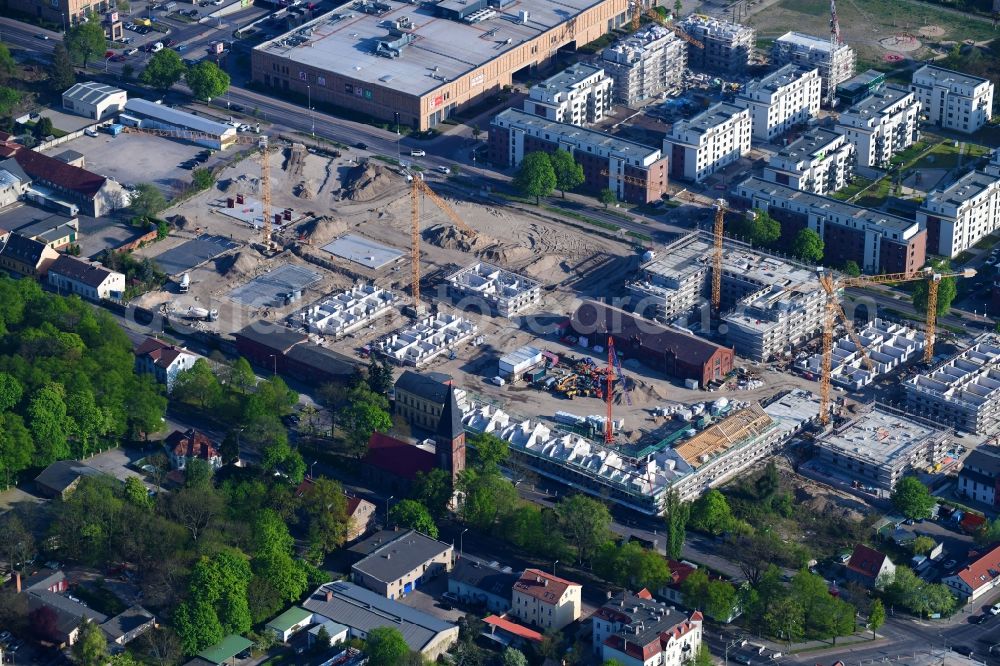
62,82,127,120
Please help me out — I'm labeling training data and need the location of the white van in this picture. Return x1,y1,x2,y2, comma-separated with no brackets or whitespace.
151,41,164,52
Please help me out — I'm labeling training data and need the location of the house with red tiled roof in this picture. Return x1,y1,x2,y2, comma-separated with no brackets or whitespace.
2,146,124,217
593,590,703,666
845,544,896,589
510,569,581,631
482,615,543,648
360,432,438,493
134,337,198,391
165,428,221,471
659,559,698,606
944,543,1000,604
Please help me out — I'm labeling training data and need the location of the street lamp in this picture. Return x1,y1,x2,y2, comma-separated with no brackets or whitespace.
552,559,559,575
394,111,400,162
310,459,318,479
385,495,394,526
307,84,314,137
105,54,113,73
460,528,468,555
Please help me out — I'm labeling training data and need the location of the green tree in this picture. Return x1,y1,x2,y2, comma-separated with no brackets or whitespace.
458,469,519,531
390,499,438,537
501,647,529,666
0,43,14,84
689,489,732,535
599,188,618,209
792,228,824,263
141,49,187,91
191,168,215,191
28,383,71,466
843,260,861,277
365,627,409,666
913,260,958,316
301,477,351,562
124,476,152,509
469,431,509,473
868,598,885,639
663,487,689,560
33,117,54,140
0,87,20,117
125,376,167,440
122,64,135,81
891,476,935,520
184,458,214,489
413,468,453,519
65,22,106,67
174,598,224,655
0,372,23,412
227,357,256,395
0,414,34,486
911,535,936,555
680,567,710,610
750,209,781,247
705,579,738,621
0,514,34,576
691,644,713,666
128,183,168,221
172,359,223,410
72,618,108,666
512,151,556,204
341,385,392,457
366,357,394,396
556,494,612,564
185,60,230,101
549,149,584,197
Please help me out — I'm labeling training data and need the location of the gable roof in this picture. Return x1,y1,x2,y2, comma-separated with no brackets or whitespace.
28,589,108,637
436,385,464,442
23,568,65,592
266,606,313,633
483,615,544,643
100,605,155,640
0,233,51,268
164,428,219,461
13,148,107,198
135,337,193,369
63,81,125,104
197,635,254,665
302,582,456,653
34,460,100,494
395,370,451,405
349,529,452,583
450,557,520,598
49,255,118,288
512,569,580,605
846,544,891,580
953,543,1000,592
362,432,436,480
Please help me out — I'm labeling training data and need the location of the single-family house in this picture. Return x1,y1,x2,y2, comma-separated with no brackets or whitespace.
845,544,896,588
943,543,1000,604
133,337,198,391
47,254,125,302
265,606,316,643
165,428,222,470
0,232,59,278
346,495,376,542
34,460,101,499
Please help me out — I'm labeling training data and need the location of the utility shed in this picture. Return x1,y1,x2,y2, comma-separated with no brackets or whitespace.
62,82,127,120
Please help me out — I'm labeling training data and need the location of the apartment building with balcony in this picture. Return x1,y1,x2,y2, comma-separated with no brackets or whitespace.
916,168,1000,258
525,64,614,127
764,128,856,195
664,102,751,182
736,64,822,142
835,85,920,168
677,15,754,75
911,65,994,134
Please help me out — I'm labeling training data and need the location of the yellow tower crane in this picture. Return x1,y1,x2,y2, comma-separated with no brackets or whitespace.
410,177,476,304
711,199,726,311
121,127,275,249
815,266,976,425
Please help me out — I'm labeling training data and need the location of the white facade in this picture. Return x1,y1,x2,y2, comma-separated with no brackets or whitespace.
771,32,856,97
377,313,478,367
797,319,925,390
446,262,541,317
911,65,994,134
46,256,125,302
836,85,921,168
526,64,614,126
664,102,751,182
602,25,687,106
916,169,1000,258
134,340,198,391
62,82,127,120
294,285,395,337
736,64,821,142
510,570,581,631
764,128,856,194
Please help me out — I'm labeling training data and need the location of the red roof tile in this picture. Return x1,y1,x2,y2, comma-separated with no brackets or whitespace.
165,428,219,462
483,615,543,643
955,543,1000,592
513,569,580,605
362,432,436,480
961,513,987,533
13,147,107,198
846,544,890,580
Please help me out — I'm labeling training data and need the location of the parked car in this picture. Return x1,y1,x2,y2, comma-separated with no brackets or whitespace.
410,149,425,157
974,614,989,624
355,142,368,150
437,165,451,174
990,603,1000,615
35,33,50,40
125,47,138,55
84,128,99,137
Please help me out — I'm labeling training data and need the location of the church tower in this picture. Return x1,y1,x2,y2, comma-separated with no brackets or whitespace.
435,385,466,483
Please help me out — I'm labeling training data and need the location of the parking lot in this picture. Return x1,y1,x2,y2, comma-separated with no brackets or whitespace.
66,131,224,194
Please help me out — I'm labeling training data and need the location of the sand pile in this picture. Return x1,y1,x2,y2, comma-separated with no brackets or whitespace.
296,215,348,245
294,180,314,199
423,224,497,253
341,163,395,202
480,245,534,266
217,248,264,278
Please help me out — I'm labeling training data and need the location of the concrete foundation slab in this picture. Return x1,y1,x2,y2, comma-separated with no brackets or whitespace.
230,264,322,307
322,234,404,269
152,234,239,276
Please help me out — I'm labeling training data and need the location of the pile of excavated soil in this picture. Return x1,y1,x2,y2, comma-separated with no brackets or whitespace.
168,214,190,230
341,163,395,202
217,248,264,278
294,180,315,199
296,215,348,245
423,224,498,254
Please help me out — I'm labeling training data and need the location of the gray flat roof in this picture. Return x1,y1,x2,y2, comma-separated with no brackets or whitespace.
736,177,917,233
818,405,943,467
913,64,990,89
495,108,660,159
255,0,608,97
774,128,844,162
842,84,911,117
671,102,746,135
350,529,452,583
302,581,456,652
534,63,605,93
124,99,236,137
322,233,404,269
925,169,1000,207
0,202,76,233
775,31,838,54
744,63,812,94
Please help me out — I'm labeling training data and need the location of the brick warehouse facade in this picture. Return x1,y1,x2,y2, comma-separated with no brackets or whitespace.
490,108,667,204
251,0,630,131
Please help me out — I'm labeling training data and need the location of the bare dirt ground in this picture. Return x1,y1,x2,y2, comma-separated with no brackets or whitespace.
131,142,819,441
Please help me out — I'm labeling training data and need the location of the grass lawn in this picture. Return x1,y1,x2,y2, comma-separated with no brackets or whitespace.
909,140,992,170
831,177,873,200
855,178,893,208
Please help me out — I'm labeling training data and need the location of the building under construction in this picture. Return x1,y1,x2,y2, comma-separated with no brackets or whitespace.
445,262,542,318
677,15,755,75
601,24,687,105
770,32,856,99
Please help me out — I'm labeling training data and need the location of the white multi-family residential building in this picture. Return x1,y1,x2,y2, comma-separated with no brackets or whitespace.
736,64,821,142
602,25,687,105
764,128,856,194
916,168,1000,258
525,64,614,127
593,591,704,666
133,337,199,391
664,102,751,182
510,569,581,631
771,32,855,98
911,65,994,134
836,85,921,168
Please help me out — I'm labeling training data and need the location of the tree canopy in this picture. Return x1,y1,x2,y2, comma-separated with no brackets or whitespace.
141,49,188,91
512,151,556,204
64,23,106,67
912,259,958,316
891,477,935,520
186,61,230,101
549,149,585,197
792,228,824,263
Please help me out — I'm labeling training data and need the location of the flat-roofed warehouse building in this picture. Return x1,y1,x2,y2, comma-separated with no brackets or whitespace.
122,99,237,150
251,0,630,131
